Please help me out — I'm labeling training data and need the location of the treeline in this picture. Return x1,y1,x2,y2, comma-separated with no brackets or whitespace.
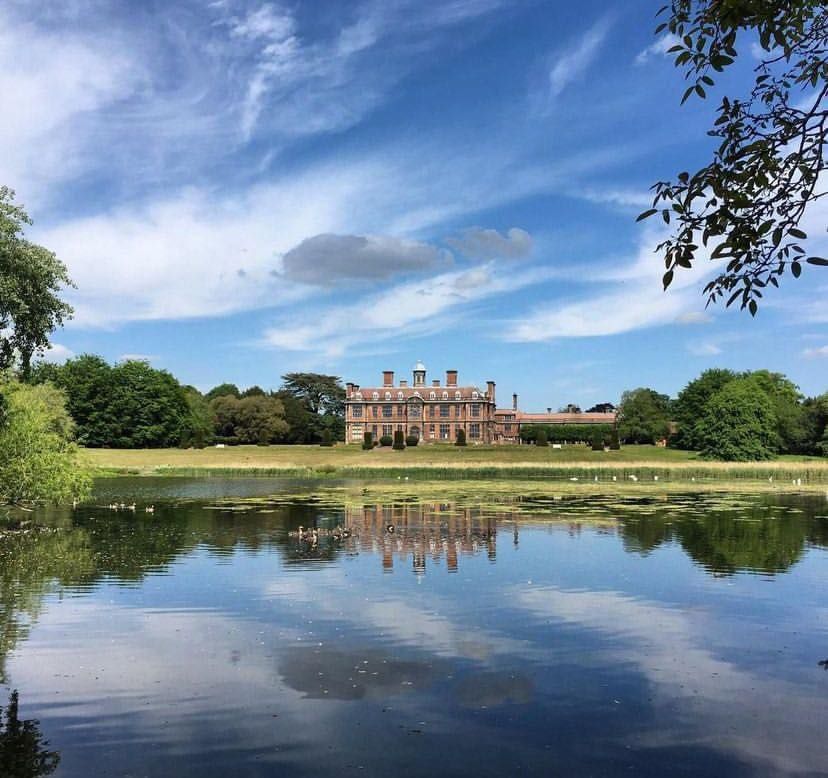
618,369,827,460
30,356,345,448
519,423,615,445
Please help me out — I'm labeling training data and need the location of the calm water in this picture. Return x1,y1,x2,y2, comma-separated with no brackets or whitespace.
2,479,828,777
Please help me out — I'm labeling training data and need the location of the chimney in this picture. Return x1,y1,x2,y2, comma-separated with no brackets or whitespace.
346,382,354,396
432,379,440,387
486,380,496,404
383,370,394,387
547,407,552,414
446,369,458,387
512,393,518,411
399,379,408,388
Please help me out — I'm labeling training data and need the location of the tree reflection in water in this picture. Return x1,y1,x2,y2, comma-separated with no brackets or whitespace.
0,691,59,778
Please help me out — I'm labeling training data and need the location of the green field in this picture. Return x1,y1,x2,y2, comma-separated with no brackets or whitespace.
84,444,828,485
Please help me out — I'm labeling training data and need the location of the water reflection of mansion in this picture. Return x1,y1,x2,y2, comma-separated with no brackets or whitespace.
344,504,502,574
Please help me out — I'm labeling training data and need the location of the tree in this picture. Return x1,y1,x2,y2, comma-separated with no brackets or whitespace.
393,429,405,450
208,394,288,444
455,428,467,446
672,368,738,449
0,188,75,377
535,428,548,447
182,387,213,448
205,383,241,401
801,392,828,455
0,690,60,777
639,1,828,313
617,388,672,444
106,361,189,448
745,369,807,452
586,402,616,413
29,355,114,446
696,377,777,460
240,385,266,398
0,379,90,507
280,373,345,442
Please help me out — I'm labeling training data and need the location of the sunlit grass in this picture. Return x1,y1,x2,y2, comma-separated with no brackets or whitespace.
84,444,828,484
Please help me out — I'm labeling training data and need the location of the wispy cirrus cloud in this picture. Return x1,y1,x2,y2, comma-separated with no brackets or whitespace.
262,264,553,357
548,16,613,99
802,344,828,359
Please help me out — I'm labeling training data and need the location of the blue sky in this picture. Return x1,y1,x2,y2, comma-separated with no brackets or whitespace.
3,0,826,408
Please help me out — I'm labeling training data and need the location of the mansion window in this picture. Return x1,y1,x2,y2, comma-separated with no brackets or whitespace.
439,404,449,418
397,406,404,418
455,405,462,418
454,391,461,400
429,423,436,438
397,424,404,432
429,405,436,417
350,425,363,440
382,424,393,436
382,405,392,418
385,392,392,400
372,392,379,400
470,423,481,439
439,423,450,439
351,405,363,418
371,425,378,437
372,405,379,418
409,406,421,418
471,404,480,417
504,424,512,432
429,391,436,399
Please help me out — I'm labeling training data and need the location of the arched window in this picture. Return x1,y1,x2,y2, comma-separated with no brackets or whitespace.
472,391,479,399
397,391,404,400
454,391,461,400
385,392,391,400
429,391,436,399
372,392,379,400
442,391,448,400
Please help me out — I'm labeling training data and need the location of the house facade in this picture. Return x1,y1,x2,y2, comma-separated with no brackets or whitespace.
345,363,617,445
344,363,497,444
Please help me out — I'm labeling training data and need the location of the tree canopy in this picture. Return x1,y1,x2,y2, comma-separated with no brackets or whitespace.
0,188,74,376
0,379,90,507
640,0,827,313
696,376,778,460
617,388,672,444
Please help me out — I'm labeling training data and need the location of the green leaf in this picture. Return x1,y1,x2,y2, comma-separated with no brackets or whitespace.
805,257,828,266
636,209,657,222
748,300,757,316
788,227,807,239
662,269,674,290
791,261,802,278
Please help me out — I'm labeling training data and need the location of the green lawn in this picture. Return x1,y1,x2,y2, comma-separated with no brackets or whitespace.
84,443,828,483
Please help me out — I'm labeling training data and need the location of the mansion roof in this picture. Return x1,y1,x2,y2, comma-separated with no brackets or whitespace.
347,386,492,402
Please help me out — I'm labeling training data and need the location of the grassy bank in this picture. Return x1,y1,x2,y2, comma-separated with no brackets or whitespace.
85,444,828,485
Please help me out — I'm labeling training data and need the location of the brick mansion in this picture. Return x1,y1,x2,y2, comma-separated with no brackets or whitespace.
345,362,616,444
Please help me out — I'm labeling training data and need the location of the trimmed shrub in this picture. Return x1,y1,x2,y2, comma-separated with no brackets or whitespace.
393,430,406,450
379,435,393,447
535,429,548,447
455,429,467,447
591,430,604,451
319,429,334,447
258,429,271,446
609,429,621,450
405,435,419,447
362,431,373,450
519,423,614,444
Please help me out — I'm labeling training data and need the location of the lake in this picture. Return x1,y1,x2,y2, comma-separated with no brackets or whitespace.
2,479,827,777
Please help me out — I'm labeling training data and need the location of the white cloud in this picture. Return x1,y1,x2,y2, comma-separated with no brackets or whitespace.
262,264,552,357
446,227,532,260
502,226,712,342
802,345,828,359
687,341,722,356
36,164,374,325
37,343,75,364
634,33,680,65
279,233,450,285
0,8,140,203
548,17,612,98
675,311,713,325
